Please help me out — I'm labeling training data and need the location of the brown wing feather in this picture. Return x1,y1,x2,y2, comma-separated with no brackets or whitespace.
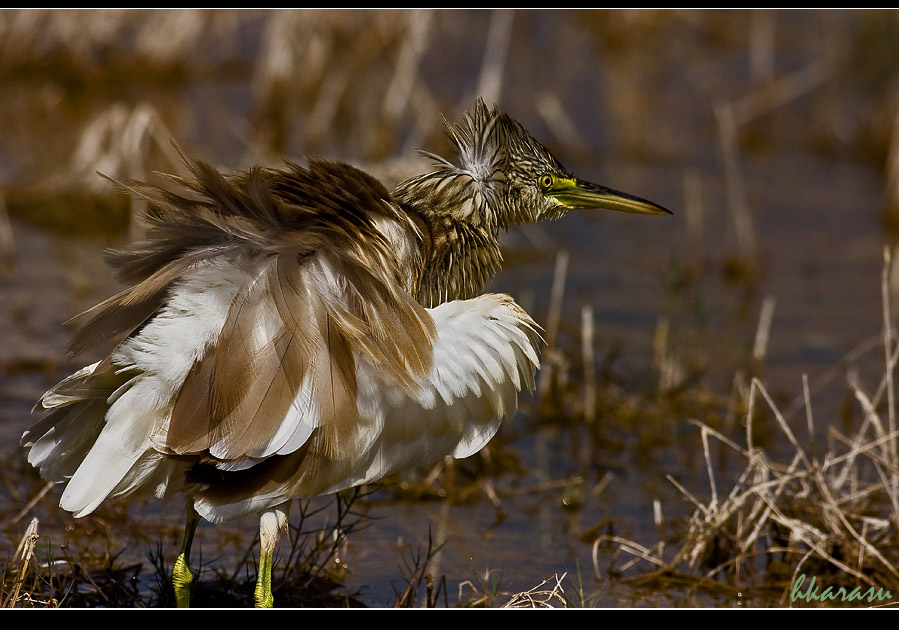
66,250,215,357
72,150,434,468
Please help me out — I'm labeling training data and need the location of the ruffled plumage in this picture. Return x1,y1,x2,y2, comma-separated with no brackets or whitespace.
20,97,674,608
23,149,541,523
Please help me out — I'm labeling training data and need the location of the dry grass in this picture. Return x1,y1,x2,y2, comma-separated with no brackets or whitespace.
502,573,568,608
592,250,899,608
2,490,371,608
3,9,899,608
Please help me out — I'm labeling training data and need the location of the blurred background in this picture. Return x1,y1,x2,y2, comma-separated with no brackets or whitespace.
2,9,899,607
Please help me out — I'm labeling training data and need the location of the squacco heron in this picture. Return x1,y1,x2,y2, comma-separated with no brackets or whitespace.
22,98,670,607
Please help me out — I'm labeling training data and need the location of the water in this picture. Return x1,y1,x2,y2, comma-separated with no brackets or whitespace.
1,9,896,607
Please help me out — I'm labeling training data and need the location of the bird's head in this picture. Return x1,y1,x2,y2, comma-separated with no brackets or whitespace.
398,98,670,229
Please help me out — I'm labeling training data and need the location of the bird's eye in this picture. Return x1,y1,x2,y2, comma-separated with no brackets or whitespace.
538,174,554,190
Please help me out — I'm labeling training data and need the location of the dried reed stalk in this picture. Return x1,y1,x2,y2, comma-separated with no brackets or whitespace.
595,253,899,605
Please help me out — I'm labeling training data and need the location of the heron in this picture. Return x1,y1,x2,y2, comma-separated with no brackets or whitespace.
21,98,670,607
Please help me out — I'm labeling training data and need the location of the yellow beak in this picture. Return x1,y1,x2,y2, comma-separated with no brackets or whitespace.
547,177,671,215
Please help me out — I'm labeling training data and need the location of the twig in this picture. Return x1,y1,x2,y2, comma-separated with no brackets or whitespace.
714,100,756,259
581,304,597,428
538,249,569,400
752,295,776,364
9,481,55,529
6,518,40,608
475,9,513,105
0,193,14,271
502,573,567,608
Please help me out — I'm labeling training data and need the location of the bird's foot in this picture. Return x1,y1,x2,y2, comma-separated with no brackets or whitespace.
253,581,274,608
172,552,193,608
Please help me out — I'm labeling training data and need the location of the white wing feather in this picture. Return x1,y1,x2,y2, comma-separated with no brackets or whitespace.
336,293,541,491
27,254,540,521
192,292,540,523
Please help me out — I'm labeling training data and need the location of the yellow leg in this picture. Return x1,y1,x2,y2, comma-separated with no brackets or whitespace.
253,502,289,608
172,505,201,608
